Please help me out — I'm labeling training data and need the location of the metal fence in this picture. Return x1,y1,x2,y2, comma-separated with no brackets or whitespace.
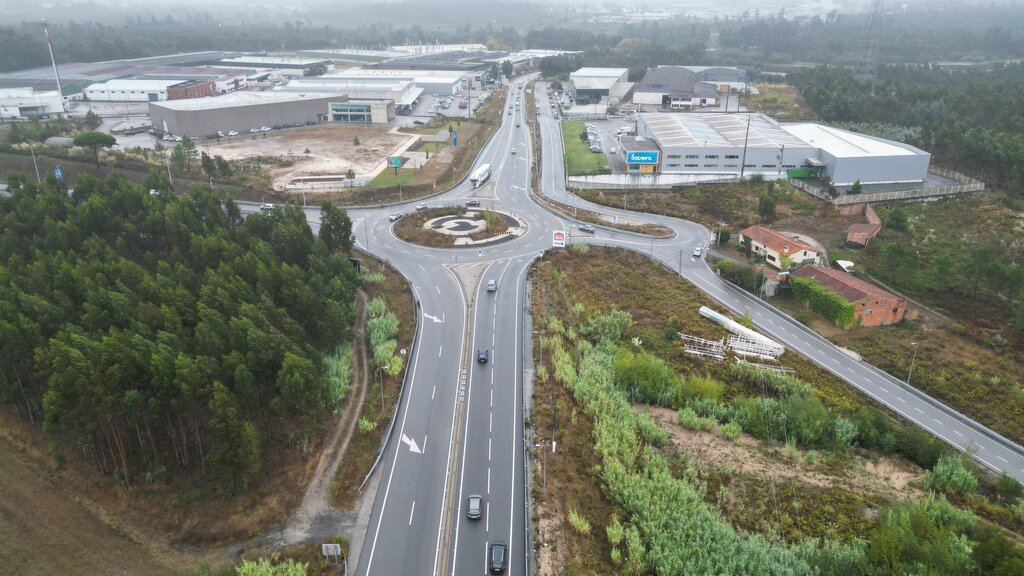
786,166,985,206
567,173,740,190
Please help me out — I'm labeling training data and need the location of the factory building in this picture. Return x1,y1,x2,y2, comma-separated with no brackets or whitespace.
633,66,749,111
633,113,931,185
568,67,630,104
217,56,334,77
84,79,187,102
0,88,64,119
148,91,341,137
326,68,465,95
276,77,419,114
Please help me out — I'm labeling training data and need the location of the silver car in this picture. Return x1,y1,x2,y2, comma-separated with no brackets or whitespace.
467,494,482,519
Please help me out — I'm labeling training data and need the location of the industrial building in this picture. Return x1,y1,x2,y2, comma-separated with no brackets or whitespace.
633,112,931,185
217,56,334,75
148,91,343,137
276,77,420,114
0,88,64,119
326,68,465,95
633,66,749,110
568,68,630,104
84,79,189,102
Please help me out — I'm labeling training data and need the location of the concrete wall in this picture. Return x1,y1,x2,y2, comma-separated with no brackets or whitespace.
823,151,931,186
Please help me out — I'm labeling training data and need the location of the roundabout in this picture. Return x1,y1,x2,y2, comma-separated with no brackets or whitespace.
391,205,528,248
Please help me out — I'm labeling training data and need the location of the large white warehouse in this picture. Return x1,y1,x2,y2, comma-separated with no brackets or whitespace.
631,113,931,186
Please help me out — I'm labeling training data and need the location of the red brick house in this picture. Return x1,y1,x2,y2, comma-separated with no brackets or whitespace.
792,266,907,327
739,225,820,270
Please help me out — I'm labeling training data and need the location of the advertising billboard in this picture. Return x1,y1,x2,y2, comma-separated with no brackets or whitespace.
625,151,659,165
552,230,566,248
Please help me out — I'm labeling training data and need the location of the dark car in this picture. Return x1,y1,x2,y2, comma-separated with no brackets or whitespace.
467,495,482,520
489,541,507,574
477,348,489,363
466,199,481,207
578,224,595,234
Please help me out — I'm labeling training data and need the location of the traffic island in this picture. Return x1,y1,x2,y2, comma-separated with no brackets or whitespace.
392,206,527,248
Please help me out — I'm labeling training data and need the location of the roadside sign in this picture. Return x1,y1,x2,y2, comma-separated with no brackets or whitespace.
387,156,402,168
552,230,566,248
54,165,63,181
612,216,618,224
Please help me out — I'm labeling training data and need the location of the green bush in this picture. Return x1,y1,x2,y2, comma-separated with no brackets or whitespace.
568,508,593,535
613,348,677,406
923,454,978,496
678,407,717,431
994,472,1023,503
721,421,742,441
832,417,858,450
680,375,725,403
791,276,857,328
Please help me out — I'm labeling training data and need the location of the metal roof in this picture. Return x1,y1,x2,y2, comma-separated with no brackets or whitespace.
641,113,809,149
781,123,927,158
150,91,339,111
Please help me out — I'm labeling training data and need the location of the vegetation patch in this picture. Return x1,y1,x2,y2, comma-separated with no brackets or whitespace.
743,83,817,121
560,120,611,176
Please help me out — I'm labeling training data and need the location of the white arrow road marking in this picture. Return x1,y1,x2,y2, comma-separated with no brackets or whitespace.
401,434,422,454
424,312,445,323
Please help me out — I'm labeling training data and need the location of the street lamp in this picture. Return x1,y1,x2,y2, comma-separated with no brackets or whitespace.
907,342,919,385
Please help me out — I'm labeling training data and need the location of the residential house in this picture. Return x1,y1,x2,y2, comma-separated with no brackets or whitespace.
793,266,908,327
739,225,820,270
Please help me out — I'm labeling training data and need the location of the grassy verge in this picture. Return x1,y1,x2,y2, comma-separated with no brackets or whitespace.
560,120,611,176
330,254,415,510
392,207,511,248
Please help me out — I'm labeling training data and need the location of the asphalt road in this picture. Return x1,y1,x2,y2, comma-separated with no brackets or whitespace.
237,74,1024,576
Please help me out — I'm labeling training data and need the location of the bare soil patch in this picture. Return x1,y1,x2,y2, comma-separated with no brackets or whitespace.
205,125,411,189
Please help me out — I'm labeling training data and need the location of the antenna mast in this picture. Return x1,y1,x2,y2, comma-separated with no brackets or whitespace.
864,0,884,81
41,19,68,111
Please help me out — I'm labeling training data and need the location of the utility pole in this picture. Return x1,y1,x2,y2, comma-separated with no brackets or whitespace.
41,19,67,112
907,342,918,385
739,113,752,180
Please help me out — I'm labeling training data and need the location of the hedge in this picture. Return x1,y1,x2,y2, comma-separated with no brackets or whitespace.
791,276,858,328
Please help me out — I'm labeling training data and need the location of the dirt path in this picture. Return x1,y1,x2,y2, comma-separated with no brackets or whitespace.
273,290,372,546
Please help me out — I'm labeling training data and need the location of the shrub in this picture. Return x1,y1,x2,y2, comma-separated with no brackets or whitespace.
923,454,978,495
680,375,725,403
721,421,742,441
613,348,677,406
994,472,1024,503
782,393,831,447
678,407,716,431
791,276,857,328
850,406,893,449
358,418,377,433
832,417,858,451
896,425,946,469
568,508,592,535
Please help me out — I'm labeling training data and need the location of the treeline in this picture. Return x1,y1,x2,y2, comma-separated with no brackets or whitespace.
0,172,359,492
788,64,1024,196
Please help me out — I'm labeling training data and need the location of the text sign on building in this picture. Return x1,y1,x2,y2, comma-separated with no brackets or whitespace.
625,151,659,165
552,230,566,248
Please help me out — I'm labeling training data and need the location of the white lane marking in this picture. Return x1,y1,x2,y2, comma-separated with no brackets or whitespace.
490,388,493,408
489,412,493,433
409,501,416,525
438,344,443,358
933,418,943,425
418,264,425,271
996,455,1009,463
879,386,889,393
954,430,965,438
488,438,492,461
914,407,924,414
896,397,907,403
487,468,491,494
432,385,436,400
435,285,441,294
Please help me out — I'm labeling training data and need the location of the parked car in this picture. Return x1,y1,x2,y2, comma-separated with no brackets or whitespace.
389,212,402,221
162,134,175,142
489,541,507,574
249,128,260,133
217,131,225,137
259,203,274,211
413,120,425,125
467,495,483,520
227,130,239,136
416,202,428,210
477,348,489,363
578,224,595,234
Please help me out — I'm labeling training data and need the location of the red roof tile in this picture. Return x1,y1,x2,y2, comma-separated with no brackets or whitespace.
793,266,900,303
739,225,818,256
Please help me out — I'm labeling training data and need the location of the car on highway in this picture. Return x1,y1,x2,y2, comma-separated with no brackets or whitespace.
510,148,516,155
467,495,482,520
487,279,497,292
416,202,428,210
609,147,617,154
489,541,507,574
249,128,260,133
260,126,271,132
217,131,225,138
477,348,489,363
227,130,239,136
515,122,520,127
389,212,403,221
578,224,595,234
259,203,274,211
466,199,481,207
693,246,703,257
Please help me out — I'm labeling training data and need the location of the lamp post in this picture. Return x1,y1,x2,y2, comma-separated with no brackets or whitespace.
907,342,919,385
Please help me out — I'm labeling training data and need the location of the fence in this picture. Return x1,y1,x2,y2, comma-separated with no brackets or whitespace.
787,166,985,206
567,173,740,190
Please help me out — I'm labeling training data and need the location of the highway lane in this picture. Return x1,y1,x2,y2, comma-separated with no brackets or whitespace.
530,106,1024,483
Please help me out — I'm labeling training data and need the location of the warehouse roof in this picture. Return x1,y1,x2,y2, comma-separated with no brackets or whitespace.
642,113,809,149
781,123,927,158
86,79,185,92
150,91,339,111
333,68,465,84
570,67,628,91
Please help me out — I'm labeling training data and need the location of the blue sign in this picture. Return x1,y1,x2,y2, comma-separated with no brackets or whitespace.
625,151,659,165
452,130,457,147
54,166,64,181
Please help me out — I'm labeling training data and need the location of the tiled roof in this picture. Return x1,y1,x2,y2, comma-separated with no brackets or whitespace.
740,225,817,256
793,266,900,303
